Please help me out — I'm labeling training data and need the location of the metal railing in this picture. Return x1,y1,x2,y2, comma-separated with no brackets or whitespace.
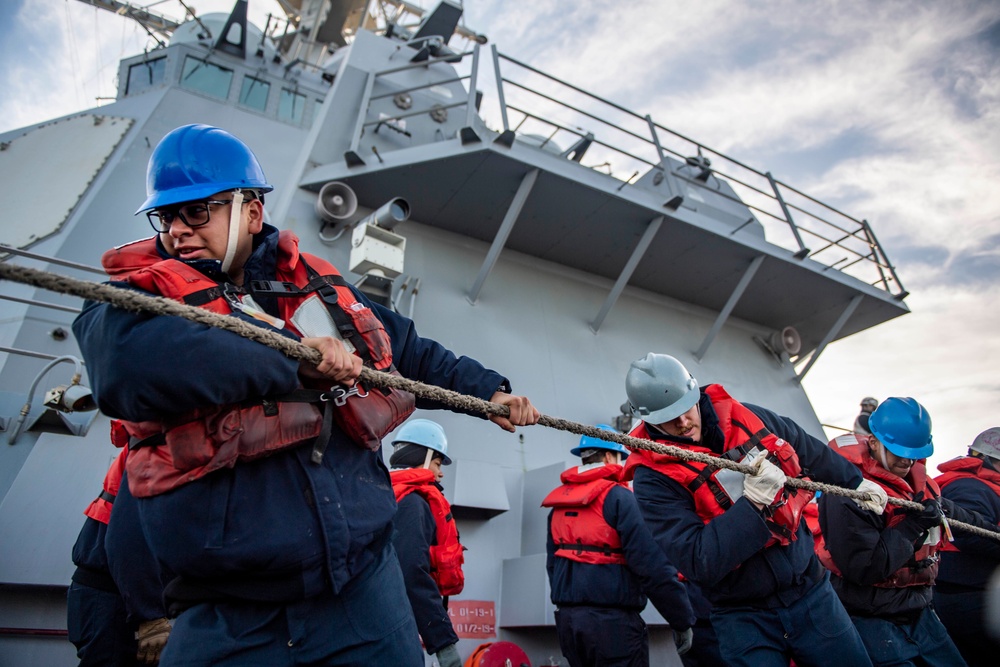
343,40,907,299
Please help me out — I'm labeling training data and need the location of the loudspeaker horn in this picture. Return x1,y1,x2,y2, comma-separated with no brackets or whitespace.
768,326,802,357
315,181,358,224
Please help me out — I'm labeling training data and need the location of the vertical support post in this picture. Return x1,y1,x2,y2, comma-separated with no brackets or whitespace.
795,294,863,382
766,171,809,259
468,169,539,304
491,45,515,147
491,45,509,132
460,44,482,144
344,70,376,167
694,255,765,360
645,115,684,209
863,219,909,299
591,216,664,333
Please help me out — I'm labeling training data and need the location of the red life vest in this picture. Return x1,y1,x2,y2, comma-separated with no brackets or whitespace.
816,434,942,588
541,463,627,565
621,384,813,547
83,443,129,525
111,232,408,498
934,456,1000,552
391,468,465,596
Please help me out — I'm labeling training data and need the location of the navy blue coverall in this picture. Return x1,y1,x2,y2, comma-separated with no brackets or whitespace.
933,457,1000,667
631,390,872,667
72,225,511,667
546,471,695,667
67,511,137,666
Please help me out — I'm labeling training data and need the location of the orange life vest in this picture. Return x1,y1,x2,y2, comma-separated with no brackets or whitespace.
622,384,813,547
541,463,627,565
83,442,128,525
111,232,408,498
391,468,465,596
816,434,942,588
933,456,1000,552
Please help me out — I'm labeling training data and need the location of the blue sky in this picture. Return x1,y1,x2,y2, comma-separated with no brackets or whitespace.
1,0,998,471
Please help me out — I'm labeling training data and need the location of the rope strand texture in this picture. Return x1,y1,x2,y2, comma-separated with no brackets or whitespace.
1,261,997,542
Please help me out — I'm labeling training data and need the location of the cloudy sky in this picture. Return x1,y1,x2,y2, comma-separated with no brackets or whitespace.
2,0,998,472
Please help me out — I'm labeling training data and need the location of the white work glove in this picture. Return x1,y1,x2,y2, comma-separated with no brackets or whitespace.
435,642,462,667
742,451,787,507
674,626,694,656
136,617,171,665
853,479,888,515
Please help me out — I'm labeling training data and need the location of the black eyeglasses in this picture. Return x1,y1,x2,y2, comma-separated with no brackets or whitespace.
147,199,248,234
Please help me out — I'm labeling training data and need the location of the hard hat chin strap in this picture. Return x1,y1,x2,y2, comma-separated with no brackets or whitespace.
220,189,244,275
422,447,435,470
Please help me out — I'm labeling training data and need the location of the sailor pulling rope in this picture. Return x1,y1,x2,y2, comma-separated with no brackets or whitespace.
1,260,997,542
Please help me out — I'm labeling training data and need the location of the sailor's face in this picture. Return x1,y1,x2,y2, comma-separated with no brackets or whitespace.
870,438,913,478
427,457,445,481
653,404,702,442
158,191,261,266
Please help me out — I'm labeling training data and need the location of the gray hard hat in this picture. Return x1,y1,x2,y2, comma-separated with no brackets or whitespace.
970,427,1000,460
625,353,700,424
861,396,879,411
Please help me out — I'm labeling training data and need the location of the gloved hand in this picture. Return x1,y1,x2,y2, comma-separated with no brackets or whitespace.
852,479,888,515
674,626,694,656
136,617,171,665
906,498,945,531
896,498,944,543
434,642,462,667
742,451,787,507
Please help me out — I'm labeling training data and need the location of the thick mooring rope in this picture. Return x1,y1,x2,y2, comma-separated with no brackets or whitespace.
1,261,997,542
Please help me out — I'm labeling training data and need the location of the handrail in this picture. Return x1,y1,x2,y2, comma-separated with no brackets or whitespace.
340,37,905,299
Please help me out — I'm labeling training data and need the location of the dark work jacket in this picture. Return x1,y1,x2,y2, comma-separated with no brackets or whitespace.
105,471,168,624
935,464,1000,591
72,225,507,602
819,489,992,617
392,489,459,655
546,481,695,631
632,391,863,609
71,517,117,594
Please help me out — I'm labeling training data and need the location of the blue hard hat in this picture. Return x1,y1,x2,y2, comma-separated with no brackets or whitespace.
571,424,628,458
391,418,450,465
136,124,273,214
868,397,934,460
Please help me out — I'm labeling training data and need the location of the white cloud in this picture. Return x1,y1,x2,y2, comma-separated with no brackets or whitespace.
3,0,998,477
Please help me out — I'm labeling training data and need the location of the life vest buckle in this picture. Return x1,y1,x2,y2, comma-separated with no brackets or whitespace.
324,384,370,406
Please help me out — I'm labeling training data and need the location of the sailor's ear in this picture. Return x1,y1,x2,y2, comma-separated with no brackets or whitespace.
247,199,264,234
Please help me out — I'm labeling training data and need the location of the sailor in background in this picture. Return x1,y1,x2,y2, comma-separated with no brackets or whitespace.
818,397,998,666
622,353,884,667
932,426,1000,666
853,397,879,437
67,447,140,666
72,124,539,666
542,425,695,667
389,419,464,667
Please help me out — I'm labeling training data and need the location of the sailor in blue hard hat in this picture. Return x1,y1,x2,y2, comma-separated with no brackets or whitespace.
819,396,999,667
388,419,463,667
72,125,541,667
542,424,695,665
866,396,934,477
570,423,630,462
138,123,274,279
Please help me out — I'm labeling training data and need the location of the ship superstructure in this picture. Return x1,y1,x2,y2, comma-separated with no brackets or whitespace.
0,1,908,664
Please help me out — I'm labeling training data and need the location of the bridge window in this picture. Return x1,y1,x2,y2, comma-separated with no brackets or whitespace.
278,89,306,124
125,57,166,95
239,76,270,112
180,56,233,99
